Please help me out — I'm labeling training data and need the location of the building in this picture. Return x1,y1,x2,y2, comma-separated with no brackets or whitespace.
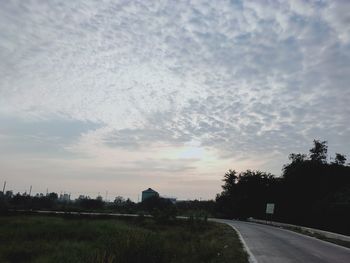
161,197,176,204
59,193,70,202
141,188,159,202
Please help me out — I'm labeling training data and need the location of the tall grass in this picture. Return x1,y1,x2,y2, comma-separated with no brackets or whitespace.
0,215,247,263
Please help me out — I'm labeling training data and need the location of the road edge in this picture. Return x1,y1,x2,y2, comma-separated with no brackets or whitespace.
246,219,350,251
248,218,350,242
243,220,350,252
212,219,257,263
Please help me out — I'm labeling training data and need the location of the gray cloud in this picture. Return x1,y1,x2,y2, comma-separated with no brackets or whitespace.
0,115,100,157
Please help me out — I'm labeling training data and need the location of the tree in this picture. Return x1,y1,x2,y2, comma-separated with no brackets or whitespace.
333,153,346,166
282,153,308,180
140,196,177,222
288,153,307,163
114,196,125,206
48,192,58,200
221,169,237,193
216,169,276,219
77,196,104,210
309,140,328,163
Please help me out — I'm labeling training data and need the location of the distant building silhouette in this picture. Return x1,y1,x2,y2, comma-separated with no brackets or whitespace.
163,197,177,204
59,193,70,202
141,188,159,202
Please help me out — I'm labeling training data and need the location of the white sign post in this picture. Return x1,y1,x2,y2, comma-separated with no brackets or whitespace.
266,203,275,223
266,203,275,214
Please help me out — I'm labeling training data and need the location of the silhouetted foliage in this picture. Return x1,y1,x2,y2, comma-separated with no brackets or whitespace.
309,139,328,163
76,196,104,210
114,196,125,206
222,170,238,192
140,196,177,222
176,200,215,217
216,170,277,219
216,140,350,234
333,153,347,166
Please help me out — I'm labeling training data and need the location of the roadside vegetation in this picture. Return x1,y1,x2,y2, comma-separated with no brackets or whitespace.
216,140,350,235
282,226,350,249
0,214,248,263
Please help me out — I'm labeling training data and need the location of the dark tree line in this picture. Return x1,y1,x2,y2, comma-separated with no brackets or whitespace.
0,192,126,212
216,140,350,234
0,190,211,221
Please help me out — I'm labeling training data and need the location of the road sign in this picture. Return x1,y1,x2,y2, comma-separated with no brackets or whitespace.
266,203,275,214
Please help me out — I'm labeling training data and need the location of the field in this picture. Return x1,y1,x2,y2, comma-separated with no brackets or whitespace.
0,214,248,263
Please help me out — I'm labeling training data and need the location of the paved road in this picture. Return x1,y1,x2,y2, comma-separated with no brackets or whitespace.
215,219,350,263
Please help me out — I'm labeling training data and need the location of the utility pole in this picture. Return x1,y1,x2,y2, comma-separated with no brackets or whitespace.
29,185,32,196
2,181,6,193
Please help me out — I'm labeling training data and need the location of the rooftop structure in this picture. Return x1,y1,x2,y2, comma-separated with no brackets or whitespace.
141,188,159,202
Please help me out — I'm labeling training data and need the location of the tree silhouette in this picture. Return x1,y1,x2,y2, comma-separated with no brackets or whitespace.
309,140,328,163
216,140,350,234
221,170,237,193
216,170,276,219
333,153,346,166
288,153,307,163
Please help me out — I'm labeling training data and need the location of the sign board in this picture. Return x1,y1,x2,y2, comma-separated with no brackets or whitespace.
266,203,275,214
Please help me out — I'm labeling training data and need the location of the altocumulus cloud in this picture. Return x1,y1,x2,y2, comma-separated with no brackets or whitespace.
0,0,349,199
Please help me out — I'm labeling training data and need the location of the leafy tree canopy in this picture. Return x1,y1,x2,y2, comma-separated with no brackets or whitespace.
309,139,328,163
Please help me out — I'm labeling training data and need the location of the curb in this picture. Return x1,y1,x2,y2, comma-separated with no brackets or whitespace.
248,218,350,242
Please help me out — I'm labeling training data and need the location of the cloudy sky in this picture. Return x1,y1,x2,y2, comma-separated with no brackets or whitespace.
1,0,349,200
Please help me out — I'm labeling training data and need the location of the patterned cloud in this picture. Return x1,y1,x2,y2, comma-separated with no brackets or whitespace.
1,1,349,199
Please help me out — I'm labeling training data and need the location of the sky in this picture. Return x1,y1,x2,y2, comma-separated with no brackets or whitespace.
0,0,349,201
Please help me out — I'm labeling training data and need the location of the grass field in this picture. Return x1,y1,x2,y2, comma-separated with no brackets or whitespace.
0,214,248,263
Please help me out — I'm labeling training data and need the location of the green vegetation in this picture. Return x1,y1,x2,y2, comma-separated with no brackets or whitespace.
0,214,248,263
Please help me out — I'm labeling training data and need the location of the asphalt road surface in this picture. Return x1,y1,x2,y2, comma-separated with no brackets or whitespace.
216,219,350,263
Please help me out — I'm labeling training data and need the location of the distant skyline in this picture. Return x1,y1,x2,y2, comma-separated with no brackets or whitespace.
1,1,349,201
